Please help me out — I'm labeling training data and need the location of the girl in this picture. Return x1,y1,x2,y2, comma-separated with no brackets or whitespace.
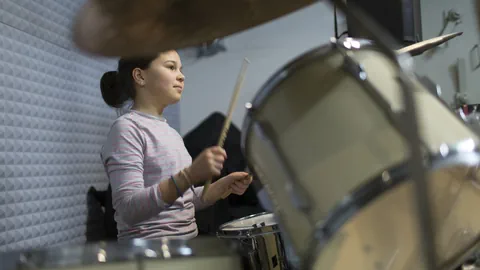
100,50,252,241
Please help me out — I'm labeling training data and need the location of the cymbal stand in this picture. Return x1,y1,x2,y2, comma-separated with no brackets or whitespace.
327,0,437,269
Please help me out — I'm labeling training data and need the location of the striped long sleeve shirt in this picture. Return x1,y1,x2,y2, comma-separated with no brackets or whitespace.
101,110,212,241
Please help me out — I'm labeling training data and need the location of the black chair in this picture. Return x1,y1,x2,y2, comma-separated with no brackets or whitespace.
183,112,264,235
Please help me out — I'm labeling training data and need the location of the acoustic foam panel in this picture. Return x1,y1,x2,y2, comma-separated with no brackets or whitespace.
0,0,180,252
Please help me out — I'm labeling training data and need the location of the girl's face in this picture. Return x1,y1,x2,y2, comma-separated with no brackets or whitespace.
135,50,185,105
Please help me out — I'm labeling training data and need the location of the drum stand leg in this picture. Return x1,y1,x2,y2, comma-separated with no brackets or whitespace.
327,1,437,269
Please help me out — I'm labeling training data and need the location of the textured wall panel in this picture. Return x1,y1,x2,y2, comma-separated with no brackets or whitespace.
0,0,181,252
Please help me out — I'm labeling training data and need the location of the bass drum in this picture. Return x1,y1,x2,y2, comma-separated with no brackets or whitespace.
4,238,244,270
241,37,480,269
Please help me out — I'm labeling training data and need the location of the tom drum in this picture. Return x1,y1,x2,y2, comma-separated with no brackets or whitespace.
217,212,290,270
241,37,480,269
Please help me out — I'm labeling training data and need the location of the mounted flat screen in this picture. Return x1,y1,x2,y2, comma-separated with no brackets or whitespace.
346,0,422,46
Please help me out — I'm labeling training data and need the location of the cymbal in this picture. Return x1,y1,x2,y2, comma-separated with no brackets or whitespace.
396,32,463,56
72,0,316,57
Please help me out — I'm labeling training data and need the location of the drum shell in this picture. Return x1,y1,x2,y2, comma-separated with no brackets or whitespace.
217,212,290,270
241,38,480,269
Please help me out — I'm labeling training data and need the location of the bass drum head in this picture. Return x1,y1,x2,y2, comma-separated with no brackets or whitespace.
242,37,480,269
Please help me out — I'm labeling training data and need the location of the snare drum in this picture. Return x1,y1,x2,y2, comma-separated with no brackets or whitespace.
4,238,244,270
217,212,290,270
242,37,480,269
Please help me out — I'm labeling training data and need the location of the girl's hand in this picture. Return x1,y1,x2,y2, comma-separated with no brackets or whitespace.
203,172,252,203
187,146,226,185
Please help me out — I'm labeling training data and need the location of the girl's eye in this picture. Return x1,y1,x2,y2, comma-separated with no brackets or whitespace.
169,66,175,70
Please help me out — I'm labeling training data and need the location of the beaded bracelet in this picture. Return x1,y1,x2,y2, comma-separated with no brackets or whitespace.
170,175,183,198
181,169,197,197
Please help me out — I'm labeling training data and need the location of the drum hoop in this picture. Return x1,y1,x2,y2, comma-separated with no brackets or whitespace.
218,212,275,229
10,238,241,269
302,142,480,269
216,212,281,238
216,227,281,239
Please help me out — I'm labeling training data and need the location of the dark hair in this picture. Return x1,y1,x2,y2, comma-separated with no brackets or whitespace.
100,56,157,108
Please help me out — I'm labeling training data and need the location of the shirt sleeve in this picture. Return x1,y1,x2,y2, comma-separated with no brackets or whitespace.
101,119,166,226
192,186,214,211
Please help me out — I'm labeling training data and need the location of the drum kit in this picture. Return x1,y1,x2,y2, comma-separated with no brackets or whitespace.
5,0,480,269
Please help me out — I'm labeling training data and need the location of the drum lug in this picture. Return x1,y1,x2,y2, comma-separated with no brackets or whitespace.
342,54,367,81
334,36,368,80
417,75,442,99
329,37,337,46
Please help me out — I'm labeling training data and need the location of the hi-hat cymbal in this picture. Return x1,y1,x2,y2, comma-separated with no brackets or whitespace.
72,0,316,57
396,32,463,56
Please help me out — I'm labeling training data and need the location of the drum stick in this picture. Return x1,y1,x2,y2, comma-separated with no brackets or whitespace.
202,57,250,201
395,32,463,56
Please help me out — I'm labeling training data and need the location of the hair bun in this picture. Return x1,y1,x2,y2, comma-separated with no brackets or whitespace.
100,71,124,108
100,71,118,92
